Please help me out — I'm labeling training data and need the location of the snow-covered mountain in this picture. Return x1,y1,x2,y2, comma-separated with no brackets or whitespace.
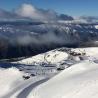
0,7,98,59
16,47,98,65
1,3,98,98
0,47,98,98
0,21,98,59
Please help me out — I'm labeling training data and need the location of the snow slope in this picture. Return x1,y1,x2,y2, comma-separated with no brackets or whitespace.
16,49,69,65
0,47,98,98
16,47,98,65
0,67,24,97
12,47,98,76
71,47,98,60
28,61,98,98
0,67,49,98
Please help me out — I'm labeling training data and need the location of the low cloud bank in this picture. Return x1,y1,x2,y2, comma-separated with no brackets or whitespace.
16,32,68,46
74,16,98,23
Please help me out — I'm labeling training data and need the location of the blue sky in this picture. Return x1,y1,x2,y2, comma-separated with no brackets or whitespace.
0,0,98,16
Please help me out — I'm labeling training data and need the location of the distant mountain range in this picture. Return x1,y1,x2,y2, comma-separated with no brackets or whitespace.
0,7,98,60
0,20,98,59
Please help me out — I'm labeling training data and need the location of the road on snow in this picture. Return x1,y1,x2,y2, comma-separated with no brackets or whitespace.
17,78,49,98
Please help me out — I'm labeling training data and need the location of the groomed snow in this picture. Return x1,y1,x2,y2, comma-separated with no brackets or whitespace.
0,67,48,98
0,67,24,97
28,61,98,98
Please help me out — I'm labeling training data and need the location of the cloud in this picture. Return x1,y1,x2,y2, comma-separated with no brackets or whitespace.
0,3,73,21
16,4,37,17
15,4,58,21
16,31,66,46
75,16,98,23
15,3,73,21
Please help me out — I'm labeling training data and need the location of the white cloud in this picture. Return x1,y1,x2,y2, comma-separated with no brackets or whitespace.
74,16,98,23
15,4,58,21
15,4,39,19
